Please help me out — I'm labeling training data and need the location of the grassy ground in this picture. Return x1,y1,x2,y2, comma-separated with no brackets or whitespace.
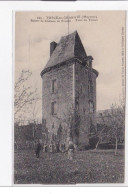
14,149,124,184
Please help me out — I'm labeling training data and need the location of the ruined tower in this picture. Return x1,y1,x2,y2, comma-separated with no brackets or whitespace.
41,31,98,147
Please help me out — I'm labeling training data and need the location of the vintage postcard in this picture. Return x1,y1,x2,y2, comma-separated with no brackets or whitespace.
14,11,125,184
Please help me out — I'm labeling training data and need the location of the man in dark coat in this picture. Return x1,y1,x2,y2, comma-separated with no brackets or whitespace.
35,141,41,158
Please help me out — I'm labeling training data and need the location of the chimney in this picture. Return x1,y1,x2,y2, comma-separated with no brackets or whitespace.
50,41,57,56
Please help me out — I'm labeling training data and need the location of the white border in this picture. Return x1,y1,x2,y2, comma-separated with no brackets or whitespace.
0,1,128,187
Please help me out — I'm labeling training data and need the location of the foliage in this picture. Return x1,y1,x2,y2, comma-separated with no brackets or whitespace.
53,105,81,144
62,106,81,144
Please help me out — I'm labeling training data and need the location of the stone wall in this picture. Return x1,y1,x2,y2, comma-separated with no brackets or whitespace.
92,71,97,127
42,59,98,146
42,62,74,143
74,61,97,145
75,61,89,145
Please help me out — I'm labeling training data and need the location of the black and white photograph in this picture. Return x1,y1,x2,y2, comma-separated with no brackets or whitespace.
14,11,125,184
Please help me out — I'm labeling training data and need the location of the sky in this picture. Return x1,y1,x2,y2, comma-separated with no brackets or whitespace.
15,11,125,121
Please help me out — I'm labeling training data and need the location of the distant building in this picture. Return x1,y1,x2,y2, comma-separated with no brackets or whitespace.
41,31,98,147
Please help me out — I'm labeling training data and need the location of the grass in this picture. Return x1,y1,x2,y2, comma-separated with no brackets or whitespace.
14,149,124,184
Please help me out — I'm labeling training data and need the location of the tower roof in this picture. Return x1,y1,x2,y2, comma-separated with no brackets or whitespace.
41,31,87,76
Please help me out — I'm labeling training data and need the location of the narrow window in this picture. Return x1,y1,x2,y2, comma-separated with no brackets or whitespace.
52,122,54,129
88,80,93,93
52,79,56,93
51,101,56,115
80,84,82,95
89,101,94,113
76,102,79,111
75,97,79,111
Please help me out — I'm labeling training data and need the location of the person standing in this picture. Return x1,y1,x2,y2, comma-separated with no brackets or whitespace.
35,141,41,158
68,141,74,160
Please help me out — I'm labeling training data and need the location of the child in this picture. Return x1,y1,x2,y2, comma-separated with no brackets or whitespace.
68,142,74,160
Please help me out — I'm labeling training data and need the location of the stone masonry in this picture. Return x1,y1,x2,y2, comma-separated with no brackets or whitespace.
41,31,98,148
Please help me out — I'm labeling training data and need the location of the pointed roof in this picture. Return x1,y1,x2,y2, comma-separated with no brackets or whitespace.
41,31,87,76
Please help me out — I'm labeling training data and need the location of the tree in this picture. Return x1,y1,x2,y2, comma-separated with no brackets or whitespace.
97,102,125,155
95,110,111,150
14,70,40,122
106,103,125,155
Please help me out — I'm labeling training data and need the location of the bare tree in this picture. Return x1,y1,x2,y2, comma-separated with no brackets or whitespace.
14,70,40,122
29,99,42,138
97,102,125,155
107,103,125,155
96,111,111,150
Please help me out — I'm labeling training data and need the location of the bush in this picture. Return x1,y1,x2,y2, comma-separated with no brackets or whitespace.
98,143,124,149
89,137,99,149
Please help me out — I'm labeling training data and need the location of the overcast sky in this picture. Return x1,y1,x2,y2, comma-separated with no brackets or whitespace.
15,11,125,120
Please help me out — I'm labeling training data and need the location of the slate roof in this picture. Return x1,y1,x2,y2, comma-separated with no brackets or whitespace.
41,31,87,75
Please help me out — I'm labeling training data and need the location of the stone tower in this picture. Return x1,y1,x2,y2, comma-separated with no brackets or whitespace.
41,31,98,147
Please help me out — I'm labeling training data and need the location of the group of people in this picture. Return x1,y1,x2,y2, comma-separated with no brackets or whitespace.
35,141,76,160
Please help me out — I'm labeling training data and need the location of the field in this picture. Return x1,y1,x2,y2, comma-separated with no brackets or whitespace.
14,149,124,184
